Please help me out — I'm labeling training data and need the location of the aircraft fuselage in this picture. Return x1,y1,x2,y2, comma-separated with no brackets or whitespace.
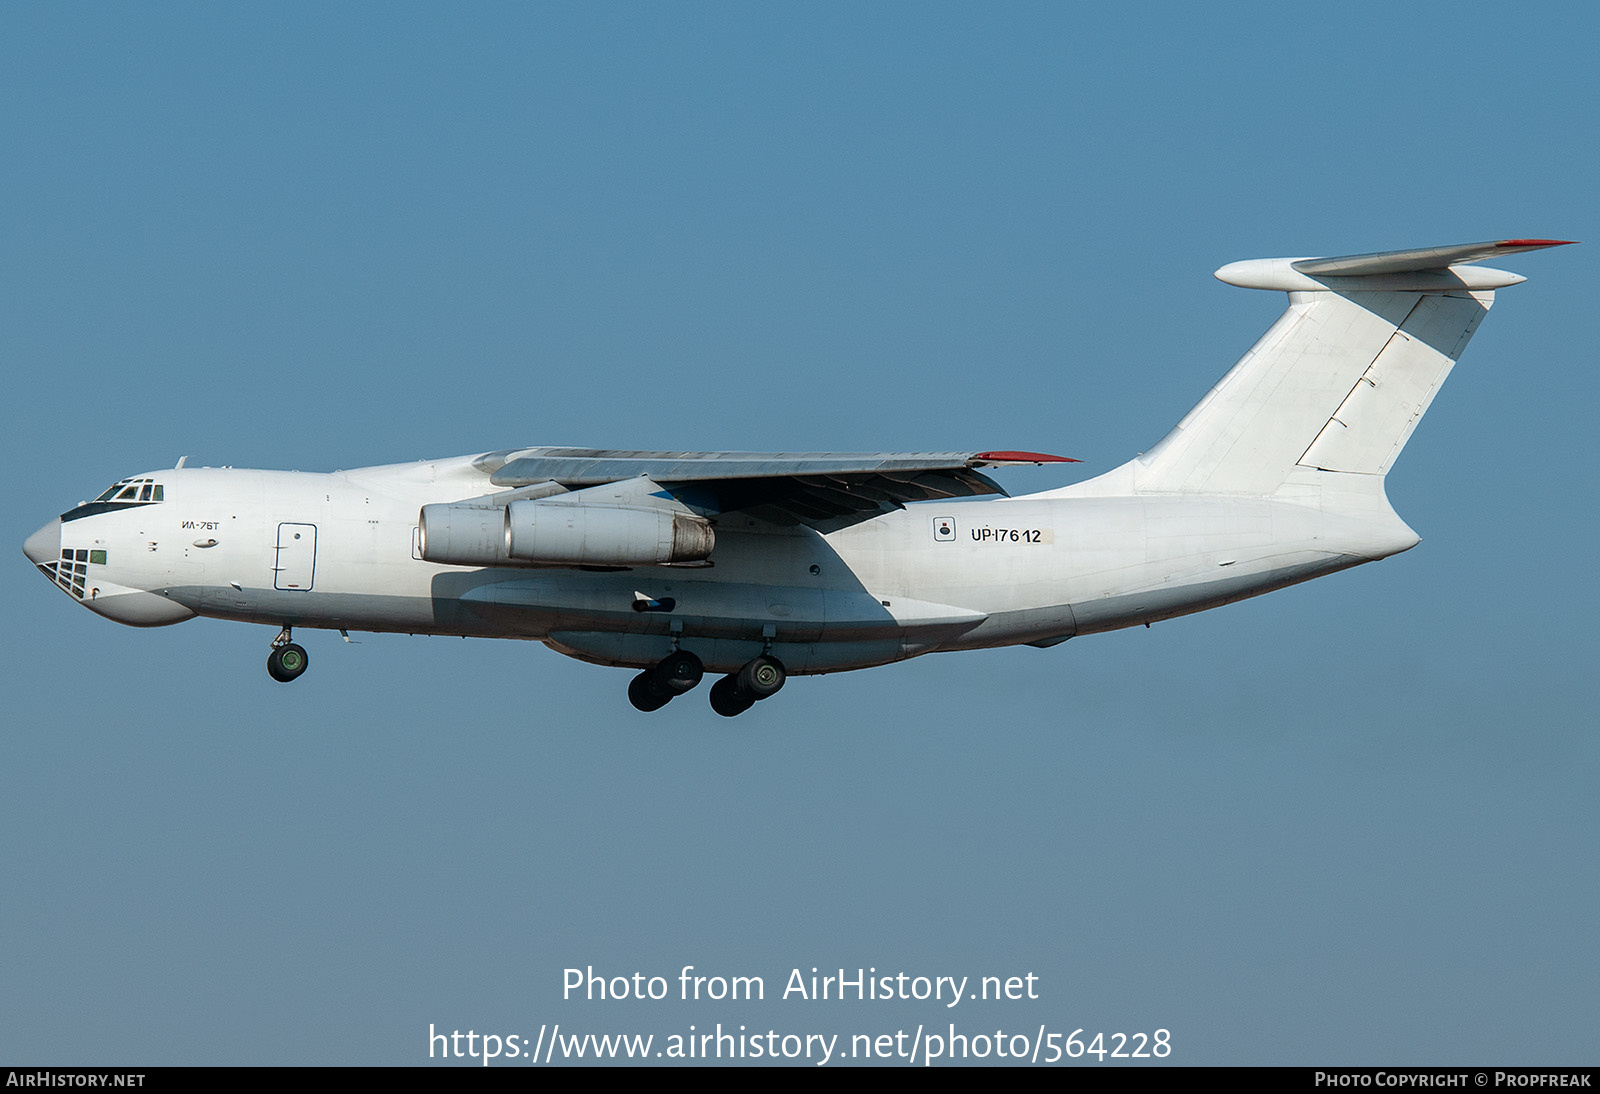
26,453,1418,676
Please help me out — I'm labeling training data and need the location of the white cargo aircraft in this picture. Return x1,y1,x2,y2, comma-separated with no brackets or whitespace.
25,239,1570,715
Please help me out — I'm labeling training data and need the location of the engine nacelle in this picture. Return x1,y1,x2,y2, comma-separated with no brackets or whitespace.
418,504,512,567
505,499,714,566
420,497,716,569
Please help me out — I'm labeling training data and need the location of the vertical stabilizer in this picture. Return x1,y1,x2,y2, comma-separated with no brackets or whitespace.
1128,239,1570,497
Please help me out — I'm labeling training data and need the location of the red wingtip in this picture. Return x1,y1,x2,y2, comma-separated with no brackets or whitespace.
973,450,1082,464
1497,238,1578,247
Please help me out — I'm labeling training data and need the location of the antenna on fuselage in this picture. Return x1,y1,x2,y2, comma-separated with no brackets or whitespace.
174,455,188,469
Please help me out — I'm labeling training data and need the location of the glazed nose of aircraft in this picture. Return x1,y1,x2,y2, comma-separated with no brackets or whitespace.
24,519,60,566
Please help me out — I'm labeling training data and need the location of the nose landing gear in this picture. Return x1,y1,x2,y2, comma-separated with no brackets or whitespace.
267,626,309,683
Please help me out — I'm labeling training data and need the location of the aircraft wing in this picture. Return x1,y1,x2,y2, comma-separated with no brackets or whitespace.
474,447,1077,522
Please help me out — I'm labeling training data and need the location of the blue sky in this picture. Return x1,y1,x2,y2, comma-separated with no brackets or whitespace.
4,2,1596,1065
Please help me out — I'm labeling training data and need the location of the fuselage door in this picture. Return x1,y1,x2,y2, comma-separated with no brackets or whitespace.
274,523,318,591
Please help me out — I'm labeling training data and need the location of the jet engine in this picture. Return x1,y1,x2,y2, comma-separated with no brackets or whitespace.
504,499,714,566
418,499,714,568
417,504,508,566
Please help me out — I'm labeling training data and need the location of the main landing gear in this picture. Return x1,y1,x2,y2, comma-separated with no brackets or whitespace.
627,649,705,712
267,625,309,683
627,650,785,717
708,656,785,717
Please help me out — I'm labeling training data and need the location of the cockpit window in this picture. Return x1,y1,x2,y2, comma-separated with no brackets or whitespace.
67,478,167,523
93,477,164,503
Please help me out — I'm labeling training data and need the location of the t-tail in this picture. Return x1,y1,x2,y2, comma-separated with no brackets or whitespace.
1132,239,1572,498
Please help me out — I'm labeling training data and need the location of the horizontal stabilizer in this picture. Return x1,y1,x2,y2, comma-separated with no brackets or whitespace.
1292,238,1574,277
1216,238,1574,293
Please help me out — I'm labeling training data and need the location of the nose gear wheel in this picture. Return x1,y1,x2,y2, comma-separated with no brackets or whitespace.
268,642,309,682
